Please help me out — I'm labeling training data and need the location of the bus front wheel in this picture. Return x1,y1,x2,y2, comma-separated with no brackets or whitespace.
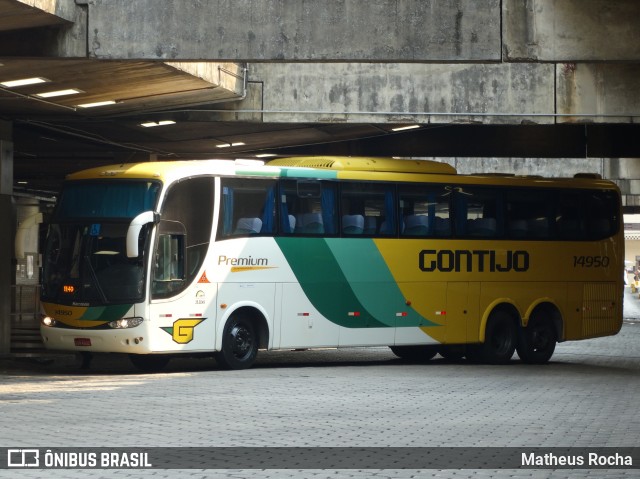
215,315,258,370
517,317,557,364
468,311,517,364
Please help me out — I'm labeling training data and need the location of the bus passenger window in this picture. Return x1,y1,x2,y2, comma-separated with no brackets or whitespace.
586,191,618,240
340,182,396,236
557,192,585,239
505,189,554,239
455,187,502,238
219,178,276,238
279,180,337,235
398,184,450,237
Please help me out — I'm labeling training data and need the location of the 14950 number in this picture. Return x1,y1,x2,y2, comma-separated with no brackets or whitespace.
573,255,610,268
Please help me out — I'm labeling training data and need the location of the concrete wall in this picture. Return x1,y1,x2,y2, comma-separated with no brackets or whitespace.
557,64,640,123
444,157,604,177
248,63,555,124
84,0,501,61
10,0,638,125
503,0,640,61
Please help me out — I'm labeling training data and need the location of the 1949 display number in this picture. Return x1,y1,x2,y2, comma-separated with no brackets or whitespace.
573,255,610,268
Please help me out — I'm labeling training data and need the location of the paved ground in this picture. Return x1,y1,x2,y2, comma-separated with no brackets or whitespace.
1,289,640,478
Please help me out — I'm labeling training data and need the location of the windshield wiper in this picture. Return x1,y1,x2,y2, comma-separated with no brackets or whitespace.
83,254,109,304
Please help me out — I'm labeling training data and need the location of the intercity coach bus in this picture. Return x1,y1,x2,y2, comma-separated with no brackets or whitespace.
40,157,623,370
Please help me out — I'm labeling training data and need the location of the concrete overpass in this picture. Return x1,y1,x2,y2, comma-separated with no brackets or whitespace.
1,0,639,354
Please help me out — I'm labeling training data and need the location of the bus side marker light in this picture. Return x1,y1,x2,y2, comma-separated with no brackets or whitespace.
436,311,447,316
220,304,227,309
396,312,408,317
348,312,360,317
297,313,310,317
405,300,412,306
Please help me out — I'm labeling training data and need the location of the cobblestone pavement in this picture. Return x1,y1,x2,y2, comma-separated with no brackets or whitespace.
1,289,640,479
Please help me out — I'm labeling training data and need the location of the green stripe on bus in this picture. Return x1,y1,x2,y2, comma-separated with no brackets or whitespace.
276,237,386,328
275,238,437,328
279,168,338,179
324,239,438,328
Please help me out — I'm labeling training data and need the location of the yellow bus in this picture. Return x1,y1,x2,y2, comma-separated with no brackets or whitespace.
40,157,623,370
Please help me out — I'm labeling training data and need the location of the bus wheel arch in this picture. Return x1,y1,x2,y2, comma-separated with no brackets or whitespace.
517,302,560,364
469,304,519,364
215,306,269,370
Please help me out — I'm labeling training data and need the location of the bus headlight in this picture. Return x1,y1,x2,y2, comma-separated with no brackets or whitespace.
42,316,57,327
108,317,144,329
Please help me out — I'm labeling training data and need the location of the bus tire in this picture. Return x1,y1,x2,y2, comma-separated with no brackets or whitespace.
473,311,517,364
517,317,557,364
129,354,170,372
389,345,439,362
215,314,258,370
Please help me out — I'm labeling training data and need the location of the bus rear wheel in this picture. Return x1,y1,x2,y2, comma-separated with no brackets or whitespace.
215,315,258,370
389,345,439,362
469,311,517,364
517,317,557,364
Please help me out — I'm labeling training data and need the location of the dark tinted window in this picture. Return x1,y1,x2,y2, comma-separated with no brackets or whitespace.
341,182,396,236
398,184,451,237
153,176,214,298
454,186,504,238
218,178,277,237
279,179,338,235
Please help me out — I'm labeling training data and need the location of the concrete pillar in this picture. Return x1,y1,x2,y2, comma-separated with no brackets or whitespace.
0,121,14,355
556,64,640,123
503,0,640,61
604,158,640,209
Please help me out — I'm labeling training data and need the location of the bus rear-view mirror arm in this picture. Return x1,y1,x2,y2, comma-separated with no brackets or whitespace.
127,211,160,258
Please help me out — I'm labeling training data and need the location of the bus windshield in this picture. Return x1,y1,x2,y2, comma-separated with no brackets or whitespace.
42,180,160,306
54,181,160,220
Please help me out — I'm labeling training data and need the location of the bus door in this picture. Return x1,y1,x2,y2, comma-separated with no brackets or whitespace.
147,219,217,352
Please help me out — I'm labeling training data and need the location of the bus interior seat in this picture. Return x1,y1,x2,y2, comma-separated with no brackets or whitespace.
342,214,365,235
234,217,263,235
403,215,430,236
301,212,324,234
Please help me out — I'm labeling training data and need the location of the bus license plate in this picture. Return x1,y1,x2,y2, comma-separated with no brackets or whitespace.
74,338,91,347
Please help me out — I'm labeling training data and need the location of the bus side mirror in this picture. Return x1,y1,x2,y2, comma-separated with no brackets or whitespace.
127,211,159,258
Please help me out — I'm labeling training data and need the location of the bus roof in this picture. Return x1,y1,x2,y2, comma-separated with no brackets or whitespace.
267,156,457,175
63,157,619,192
